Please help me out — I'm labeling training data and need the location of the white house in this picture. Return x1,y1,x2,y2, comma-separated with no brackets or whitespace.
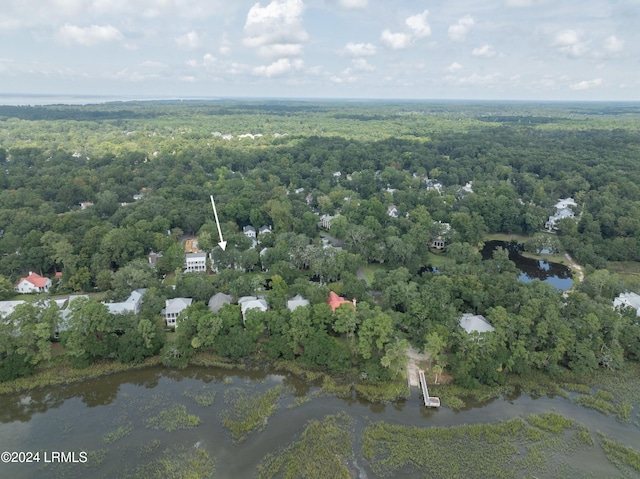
459,313,495,334
14,272,52,294
320,214,336,230
185,252,207,273
103,289,146,315
545,198,577,230
58,295,90,333
286,294,309,312
164,297,193,328
613,292,640,316
259,225,272,236
387,205,399,218
243,226,257,239
0,300,26,320
238,296,268,322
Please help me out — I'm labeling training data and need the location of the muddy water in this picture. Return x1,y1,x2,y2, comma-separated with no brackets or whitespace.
0,366,637,478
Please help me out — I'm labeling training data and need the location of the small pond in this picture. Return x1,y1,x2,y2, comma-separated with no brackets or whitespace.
481,240,573,291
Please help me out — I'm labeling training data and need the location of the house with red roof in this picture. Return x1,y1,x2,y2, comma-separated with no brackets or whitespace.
14,272,52,294
327,291,356,313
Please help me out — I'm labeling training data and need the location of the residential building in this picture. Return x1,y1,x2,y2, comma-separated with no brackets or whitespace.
243,225,257,239
328,291,356,313
545,198,577,230
459,313,494,334
259,225,272,236
320,214,336,230
287,294,309,312
238,296,268,322
164,297,193,328
430,237,446,250
103,289,146,315
613,292,640,316
208,292,232,313
14,272,52,294
0,300,26,319
58,295,89,333
185,252,207,273
387,205,399,218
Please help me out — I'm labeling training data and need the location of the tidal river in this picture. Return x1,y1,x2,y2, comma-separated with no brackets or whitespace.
0,366,637,478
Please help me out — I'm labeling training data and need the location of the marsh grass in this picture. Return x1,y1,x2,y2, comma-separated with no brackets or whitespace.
561,382,592,394
123,446,214,479
599,433,640,474
183,386,216,407
221,385,283,443
361,412,593,479
573,388,634,423
0,356,162,395
102,422,133,444
145,405,200,432
257,413,353,479
287,395,311,409
321,375,352,398
354,380,410,403
190,351,244,370
136,439,161,458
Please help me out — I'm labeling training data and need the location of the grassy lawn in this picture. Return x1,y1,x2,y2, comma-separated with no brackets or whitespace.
425,251,456,269
520,251,570,266
359,264,383,285
607,261,640,289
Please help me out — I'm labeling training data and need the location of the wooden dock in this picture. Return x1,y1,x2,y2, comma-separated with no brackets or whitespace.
418,370,441,408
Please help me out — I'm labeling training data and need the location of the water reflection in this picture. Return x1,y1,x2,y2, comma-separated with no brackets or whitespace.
0,365,636,479
481,241,573,291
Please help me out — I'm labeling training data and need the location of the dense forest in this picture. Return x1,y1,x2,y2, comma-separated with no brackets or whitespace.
1,100,640,388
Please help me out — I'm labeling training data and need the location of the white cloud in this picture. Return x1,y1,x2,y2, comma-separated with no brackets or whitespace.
219,34,231,56
351,58,375,71
175,31,201,50
603,35,624,54
381,9,432,50
472,44,497,58
253,57,303,77
244,0,308,57
405,10,431,39
337,0,368,8
446,61,463,72
381,29,411,49
330,74,357,84
569,78,603,90
554,29,589,57
452,72,501,86
57,23,123,46
448,15,474,42
343,42,376,56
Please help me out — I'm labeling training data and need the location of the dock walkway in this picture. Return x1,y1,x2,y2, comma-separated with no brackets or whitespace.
418,370,441,408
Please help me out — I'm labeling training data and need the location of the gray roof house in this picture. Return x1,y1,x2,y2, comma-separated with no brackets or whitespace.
243,225,257,239
208,292,232,313
164,297,193,328
103,289,146,315
459,313,495,334
287,294,309,312
238,295,268,322
613,292,640,316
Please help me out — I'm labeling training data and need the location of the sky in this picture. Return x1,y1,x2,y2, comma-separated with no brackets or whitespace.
0,0,639,101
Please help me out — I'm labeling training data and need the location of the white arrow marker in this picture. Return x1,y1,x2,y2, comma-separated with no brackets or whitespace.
210,195,227,251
